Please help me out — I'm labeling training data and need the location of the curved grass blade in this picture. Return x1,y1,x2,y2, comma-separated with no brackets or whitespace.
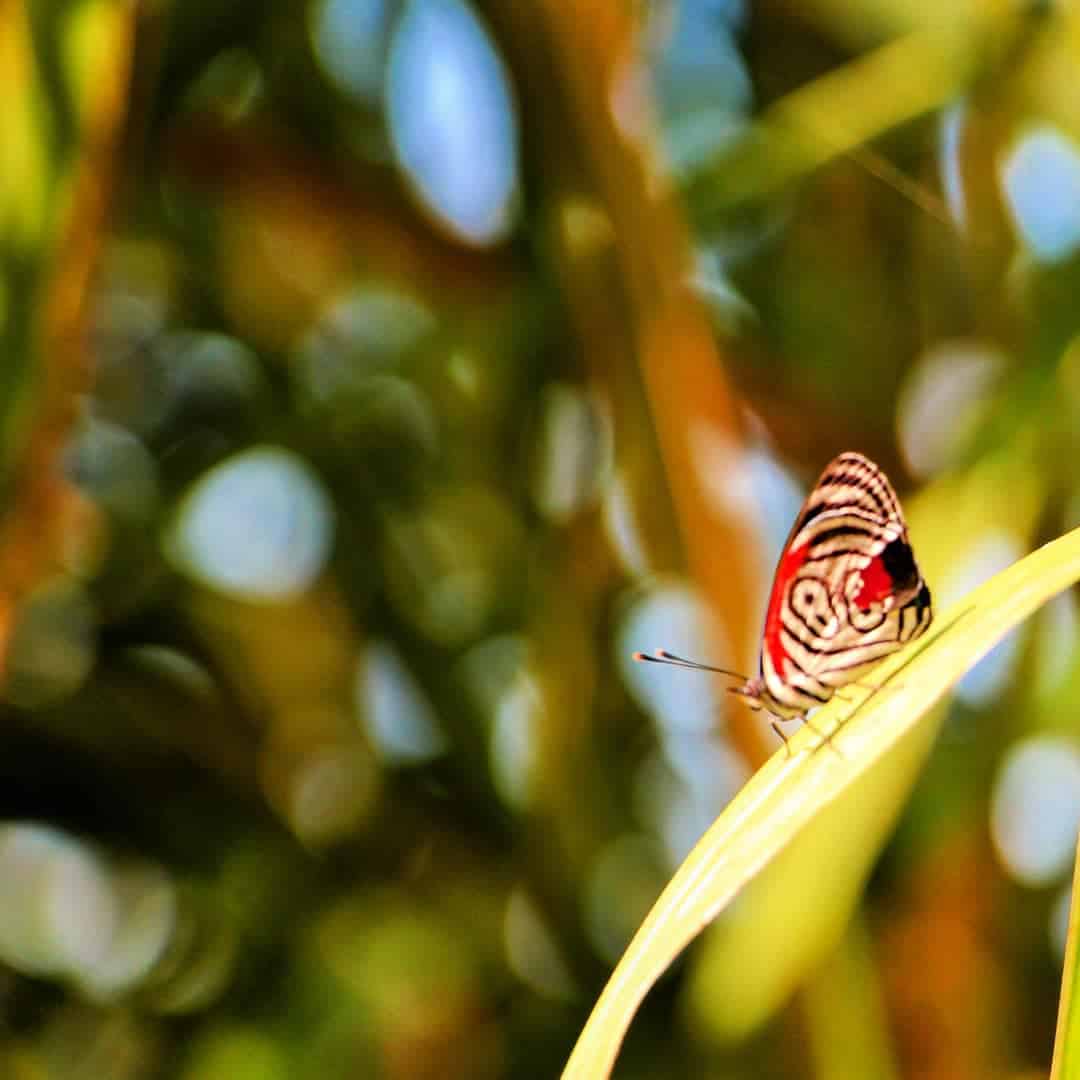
564,526,1080,1079
1051,832,1080,1080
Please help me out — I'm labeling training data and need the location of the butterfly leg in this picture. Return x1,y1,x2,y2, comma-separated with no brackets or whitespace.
830,680,898,735
844,679,894,696
834,679,898,701
770,720,793,756
769,716,841,758
803,715,844,758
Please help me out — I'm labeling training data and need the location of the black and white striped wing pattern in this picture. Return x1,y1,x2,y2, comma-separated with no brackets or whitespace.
739,452,933,720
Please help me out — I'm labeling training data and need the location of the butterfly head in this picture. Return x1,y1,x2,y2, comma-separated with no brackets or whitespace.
729,675,765,710
730,674,811,721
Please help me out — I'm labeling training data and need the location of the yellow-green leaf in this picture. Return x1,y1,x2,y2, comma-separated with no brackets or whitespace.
564,524,1080,1079
1052,832,1080,1080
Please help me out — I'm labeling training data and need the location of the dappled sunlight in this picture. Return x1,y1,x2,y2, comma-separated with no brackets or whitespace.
939,532,1026,708
1001,126,1080,264
357,639,448,765
992,737,1080,888
897,340,1006,479
386,0,520,245
165,446,335,602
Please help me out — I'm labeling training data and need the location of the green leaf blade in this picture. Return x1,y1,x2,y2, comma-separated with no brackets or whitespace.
1051,833,1080,1080
564,525,1080,1079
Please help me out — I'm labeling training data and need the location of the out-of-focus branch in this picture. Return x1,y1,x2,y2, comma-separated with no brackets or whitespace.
687,16,1024,221
0,1,135,680
513,2,772,767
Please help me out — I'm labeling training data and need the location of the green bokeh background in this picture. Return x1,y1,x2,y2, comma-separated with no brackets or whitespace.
3,1,1080,1077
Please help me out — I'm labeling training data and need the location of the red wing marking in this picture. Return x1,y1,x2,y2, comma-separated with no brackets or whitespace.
853,554,893,609
762,541,808,677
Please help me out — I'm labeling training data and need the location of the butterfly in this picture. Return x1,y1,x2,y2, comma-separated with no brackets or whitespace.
637,452,933,743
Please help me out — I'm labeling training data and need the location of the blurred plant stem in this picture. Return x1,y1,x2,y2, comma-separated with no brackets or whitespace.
687,11,1027,223
503,1,772,773
0,0,133,679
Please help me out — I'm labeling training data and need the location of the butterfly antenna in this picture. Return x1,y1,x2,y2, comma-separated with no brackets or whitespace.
632,649,747,682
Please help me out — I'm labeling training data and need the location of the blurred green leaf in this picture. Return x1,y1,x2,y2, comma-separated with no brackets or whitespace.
1052,834,1080,1080
801,919,900,1080
564,524,1080,1079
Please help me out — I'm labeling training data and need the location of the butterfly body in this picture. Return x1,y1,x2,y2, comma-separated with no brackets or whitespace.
735,451,932,725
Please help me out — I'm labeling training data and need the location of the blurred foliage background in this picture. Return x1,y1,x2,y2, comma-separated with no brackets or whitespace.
4,0,1080,1077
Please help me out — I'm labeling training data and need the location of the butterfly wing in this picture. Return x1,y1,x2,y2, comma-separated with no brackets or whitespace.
756,452,932,716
